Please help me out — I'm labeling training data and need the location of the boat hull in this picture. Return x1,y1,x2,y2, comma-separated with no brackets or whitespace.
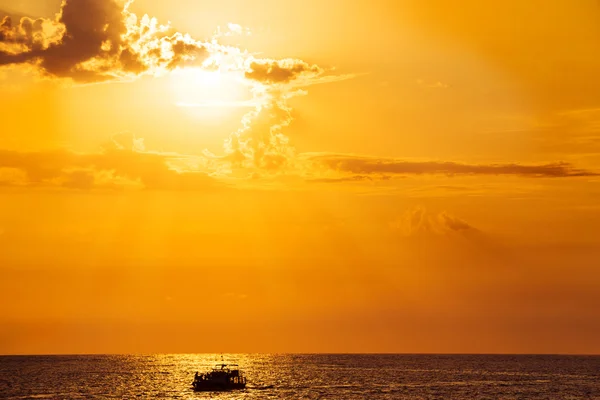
192,382,246,392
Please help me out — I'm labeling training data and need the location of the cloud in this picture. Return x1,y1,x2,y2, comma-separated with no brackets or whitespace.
0,139,222,191
0,0,209,82
217,60,355,171
245,59,323,84
301,153,598,178
0,13,64,52
390,206,480,238
3,141,595,192
221,94,297,171
213,61,353,172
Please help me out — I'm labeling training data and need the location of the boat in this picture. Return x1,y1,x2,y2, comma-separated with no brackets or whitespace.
191,363,247,392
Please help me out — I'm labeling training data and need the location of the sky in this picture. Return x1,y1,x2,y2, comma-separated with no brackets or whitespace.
1,0,599,355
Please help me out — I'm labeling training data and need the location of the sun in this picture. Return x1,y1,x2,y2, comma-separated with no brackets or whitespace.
187,69,223,88
169,67,251,108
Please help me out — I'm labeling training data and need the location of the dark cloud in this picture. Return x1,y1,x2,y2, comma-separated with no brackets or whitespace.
303,153,598,178
245,59,323,84
0,0,208,82
0,0,123,81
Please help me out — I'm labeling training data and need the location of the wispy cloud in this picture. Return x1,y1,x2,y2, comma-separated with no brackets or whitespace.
0,135,223,191
301,153,598,178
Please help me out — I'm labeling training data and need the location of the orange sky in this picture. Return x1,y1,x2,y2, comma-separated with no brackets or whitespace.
1,0,599,355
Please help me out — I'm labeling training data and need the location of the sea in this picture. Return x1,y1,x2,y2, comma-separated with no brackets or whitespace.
1,354,599,399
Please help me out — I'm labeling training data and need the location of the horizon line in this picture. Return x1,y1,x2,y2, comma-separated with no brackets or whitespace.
2,352,599,357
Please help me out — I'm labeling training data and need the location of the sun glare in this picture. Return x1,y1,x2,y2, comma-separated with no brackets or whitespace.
188,69,223,88
170,68,250,109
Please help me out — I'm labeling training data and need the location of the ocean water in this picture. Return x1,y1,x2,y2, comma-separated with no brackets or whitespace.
1,354,599,399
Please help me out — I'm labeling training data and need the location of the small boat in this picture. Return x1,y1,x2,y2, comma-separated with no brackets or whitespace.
191,363,247,392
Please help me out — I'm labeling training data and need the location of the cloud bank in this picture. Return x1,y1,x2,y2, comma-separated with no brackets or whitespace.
2,140,596,192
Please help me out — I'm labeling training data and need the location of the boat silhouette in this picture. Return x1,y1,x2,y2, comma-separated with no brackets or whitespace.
191,362,247,392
